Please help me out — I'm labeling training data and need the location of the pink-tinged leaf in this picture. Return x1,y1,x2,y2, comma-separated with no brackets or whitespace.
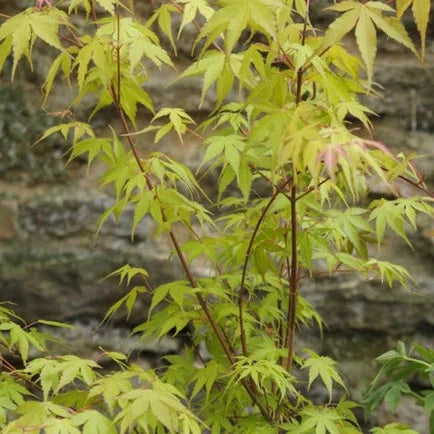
36,0,52,9
323,147,338,177
352,139,391,154
319,144,349,178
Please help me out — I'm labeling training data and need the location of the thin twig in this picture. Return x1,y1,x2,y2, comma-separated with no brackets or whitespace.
238,177,293,357
295,176,332,202
396,174,434,199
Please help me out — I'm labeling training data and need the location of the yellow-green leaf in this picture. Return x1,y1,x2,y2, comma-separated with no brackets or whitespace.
396,0,412,18
96,0,116,15
158,5,176,53
412,0,431,60
11,20,31,80
355,10,377,88
367,9,417,56
30,15,63,50
322,7,360,48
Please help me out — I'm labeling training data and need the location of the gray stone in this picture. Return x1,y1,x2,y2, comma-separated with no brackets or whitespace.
0,86,69,183
0,200,17,240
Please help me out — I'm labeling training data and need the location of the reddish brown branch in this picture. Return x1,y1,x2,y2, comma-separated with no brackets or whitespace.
238,177,293,357
284,186,299,372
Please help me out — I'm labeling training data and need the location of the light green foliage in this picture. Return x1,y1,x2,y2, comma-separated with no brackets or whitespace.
365,342,434,433
370,423,419,434
0,0,432,433
302,350,347,399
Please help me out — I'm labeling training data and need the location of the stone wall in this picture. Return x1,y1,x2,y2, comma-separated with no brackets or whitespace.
0,2,433,432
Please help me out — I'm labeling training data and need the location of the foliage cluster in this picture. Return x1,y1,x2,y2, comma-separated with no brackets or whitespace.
365,342,434,433
0,0,433,432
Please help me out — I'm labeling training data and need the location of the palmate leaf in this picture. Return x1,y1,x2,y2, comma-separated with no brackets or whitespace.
133,107,196,144
0,8,68,80
197,0,280,55
3,401,72,433
365,260,413,288
147,4,177,53
72,410,116,433
25,356,99,400
412,0,431,60
298,406,345,434
11,19,31,79
42,51,72,104
114,377,201,434
369,197,433,247
177,51,226,106
322,7,360,48
395,0,430,59
370,422,419,434
68,0,92,15
97,17,173,70
89,371,134,415
177,0,215,37
323,1,417,87
302,350,347,399
95,0,118,15
0,374,31,425
102,286,147,323
190,360,226,402
0,322,45,363
227,357,297,402
355,9,376,88
37,122,95,146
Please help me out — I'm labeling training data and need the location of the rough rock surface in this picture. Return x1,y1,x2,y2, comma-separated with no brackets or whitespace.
0,3,433,432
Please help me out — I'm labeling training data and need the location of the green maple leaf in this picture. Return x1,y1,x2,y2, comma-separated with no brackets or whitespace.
177,0,215,37
95,0,117,15
411,0,431,60
302,350,347,399
323,1,417,88
299,406,343,434
72,410,117,433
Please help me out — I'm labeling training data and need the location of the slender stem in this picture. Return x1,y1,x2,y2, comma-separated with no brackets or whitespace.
64,23,84,47
301,0,310,46
115,10,121,106
90,0,99,28
284,186,299,372
238,177,293,357
0,355,42,391
295,67,303,104
299,268,355,280
295,176,332,202
282,0,309,373
58,33,82,47
109,43,235,364
107,13,271,420
396,173,434,199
